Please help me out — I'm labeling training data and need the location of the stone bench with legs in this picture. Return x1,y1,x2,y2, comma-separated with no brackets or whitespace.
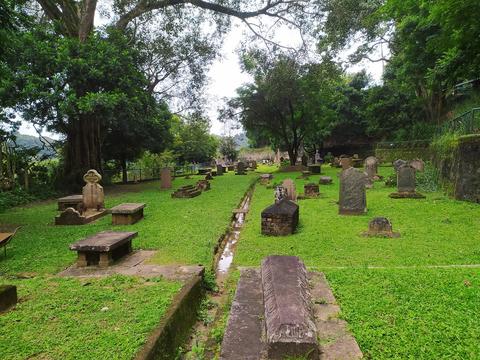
111,203,146,225
69,231,137,268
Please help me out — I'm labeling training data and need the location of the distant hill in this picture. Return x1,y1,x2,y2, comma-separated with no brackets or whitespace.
11,133,57,158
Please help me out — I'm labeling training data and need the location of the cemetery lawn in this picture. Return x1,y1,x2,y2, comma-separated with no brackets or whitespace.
234,165,480,358
0,173,255,359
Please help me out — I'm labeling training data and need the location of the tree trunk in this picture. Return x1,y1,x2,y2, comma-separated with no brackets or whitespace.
64,115,103,191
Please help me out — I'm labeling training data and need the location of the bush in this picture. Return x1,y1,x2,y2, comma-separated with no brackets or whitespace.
0,187,38,212
416,161,440,192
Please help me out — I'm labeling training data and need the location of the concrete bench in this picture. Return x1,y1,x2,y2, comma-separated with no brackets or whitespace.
69,231,137,267
57,194,83,211
111,203,146,225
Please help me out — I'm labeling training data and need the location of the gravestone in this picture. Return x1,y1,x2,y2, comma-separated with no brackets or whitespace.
236,162,246,175
364,156,379,181
319,176,333,185
160,168,172,189
339,167,367,215
362,217,400,238
308,164,321,174
262,256,318,358
216,164,224,176
260,173,273,185
393,159,408,172
228,165,235,172
340,157,352,170
261,200,299,236
172,185,201,198
301,154,308,167
389,165,425,198
282,179,297,202
409,158,425,172
82,169,104,210
304,183,319,198
0,285,17,312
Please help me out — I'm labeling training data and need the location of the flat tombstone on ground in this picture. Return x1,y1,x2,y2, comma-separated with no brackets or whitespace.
339,167,367,215
160,168,172,189
282,179,297,202
364,156,379,180
82,169,104,210
319,176,333,185
261,256,318,358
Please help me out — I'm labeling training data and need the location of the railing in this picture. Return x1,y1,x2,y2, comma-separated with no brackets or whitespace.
104,164,203,184
375,140,431,150
437,107,480,136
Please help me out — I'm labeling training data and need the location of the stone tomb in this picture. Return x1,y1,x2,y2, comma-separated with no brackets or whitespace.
55,169,108,225
171,185,201,198
196,179,210,191
160,167,172,189
111,203,146,225
220,256,362,360
362,217,400,238
319,176,333,185
282,179,297,202
69,231,137,268
303,183,319,198
227,165,235,172
261,199,299,236
235,161,246,175
308,164,321,174
389,165,425,199
57,194,83,211
0,285,17,312
339,167,368,215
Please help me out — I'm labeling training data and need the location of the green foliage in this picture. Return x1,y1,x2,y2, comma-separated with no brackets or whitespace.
197,298,215,325
416,161,439,192
430,133,459,160
0,187,37,212
219,136,239,162
203,269,219,292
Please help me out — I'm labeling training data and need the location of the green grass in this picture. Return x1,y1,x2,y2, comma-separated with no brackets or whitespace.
0,275,181,360
0,172,255,359
0,173,255,275
234,165,480,358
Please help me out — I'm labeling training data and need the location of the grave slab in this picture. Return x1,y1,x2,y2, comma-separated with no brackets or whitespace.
57,194,83,211
111,203,146,225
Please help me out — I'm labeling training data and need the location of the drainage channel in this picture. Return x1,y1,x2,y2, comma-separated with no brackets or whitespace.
182,182,255,359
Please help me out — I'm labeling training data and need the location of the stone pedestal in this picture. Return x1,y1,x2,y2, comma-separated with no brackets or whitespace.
0,285,17,312
261,199,299,236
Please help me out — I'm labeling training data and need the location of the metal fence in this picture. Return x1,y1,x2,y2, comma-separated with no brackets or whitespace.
104,163,205,184
437,107,480,136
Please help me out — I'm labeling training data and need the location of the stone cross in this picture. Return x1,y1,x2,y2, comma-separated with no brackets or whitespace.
82,169,104,210
397,165,416,193
160,167,172,189
282,179,297,202
339,167,367,215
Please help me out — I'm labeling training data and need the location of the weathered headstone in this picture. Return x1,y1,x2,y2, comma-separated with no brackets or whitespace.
362,217,400,238
261,200,299,236
301,154,308,167
409,158,425,172
282,179,297,202
82,169,104,210
393,159,408,172
160,168,172,189
340,157,352,170
339,167,367,215
236,162,246,175
364,156,379,180
319,176,333,185
196,179,210,191
0,285,17,312
216,164,224,176
261,256,318,358
389,165,425,198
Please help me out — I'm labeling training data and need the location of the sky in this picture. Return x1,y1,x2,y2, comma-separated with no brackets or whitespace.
18,15,385,139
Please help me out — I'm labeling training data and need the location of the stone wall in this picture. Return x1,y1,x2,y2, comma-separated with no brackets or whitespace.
434,134,480,203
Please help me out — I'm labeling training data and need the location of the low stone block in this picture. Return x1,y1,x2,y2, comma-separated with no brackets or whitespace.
0,285,17,312
261,256,318,359
362,217,400,238
57,194,83,211
308,164,321,174
319,176,333,185
111,203,146,225
304,183,319,198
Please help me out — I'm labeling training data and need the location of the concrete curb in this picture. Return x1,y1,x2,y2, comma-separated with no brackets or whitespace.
134,274,204,360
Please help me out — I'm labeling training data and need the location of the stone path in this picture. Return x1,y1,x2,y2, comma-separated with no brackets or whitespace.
58,250,203,281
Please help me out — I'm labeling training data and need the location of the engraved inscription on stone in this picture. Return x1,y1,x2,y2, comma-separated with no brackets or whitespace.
261,255,318,359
